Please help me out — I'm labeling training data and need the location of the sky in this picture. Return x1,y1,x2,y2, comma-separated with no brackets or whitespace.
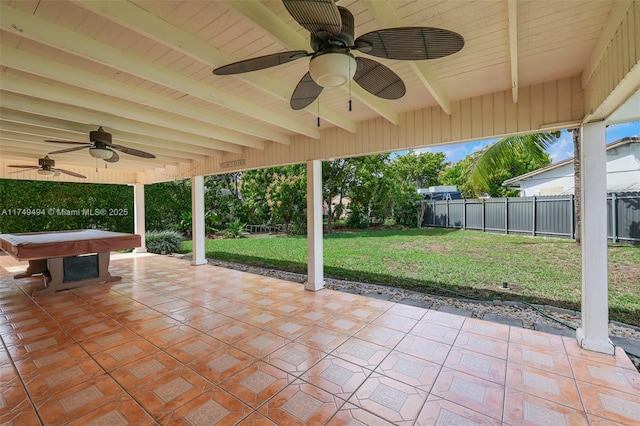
415,120,640,164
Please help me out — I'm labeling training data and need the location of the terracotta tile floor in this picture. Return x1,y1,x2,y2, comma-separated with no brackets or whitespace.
1,252,639,425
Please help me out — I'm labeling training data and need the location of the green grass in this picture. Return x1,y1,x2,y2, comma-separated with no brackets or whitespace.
181,229,640,326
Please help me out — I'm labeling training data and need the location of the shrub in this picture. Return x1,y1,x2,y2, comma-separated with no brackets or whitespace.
145,230,183,254
224,220,248,239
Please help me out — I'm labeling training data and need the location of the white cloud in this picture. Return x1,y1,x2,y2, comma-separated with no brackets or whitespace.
547,133,574,162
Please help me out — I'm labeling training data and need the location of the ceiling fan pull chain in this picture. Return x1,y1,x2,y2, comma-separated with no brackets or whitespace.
349,59,352,112
317,98,320,127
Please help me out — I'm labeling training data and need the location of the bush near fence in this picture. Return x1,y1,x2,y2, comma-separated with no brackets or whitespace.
422,192,640,243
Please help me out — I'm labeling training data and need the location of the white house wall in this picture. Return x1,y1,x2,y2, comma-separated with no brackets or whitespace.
520,141,640,195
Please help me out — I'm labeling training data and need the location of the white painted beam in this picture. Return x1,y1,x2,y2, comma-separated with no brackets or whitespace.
0,91,241,155
226,0,399,125
0,3,320,140
0,108,225,158
0,73,253,152
0,120,209,162
1,46,280,147
73,0,357,134
508,0,519,104
364,0,453,115
576,121,614,355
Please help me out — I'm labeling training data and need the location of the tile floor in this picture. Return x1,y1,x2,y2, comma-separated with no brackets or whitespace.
1,252,639,425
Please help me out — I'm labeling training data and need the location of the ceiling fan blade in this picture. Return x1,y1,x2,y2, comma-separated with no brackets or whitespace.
55,168,87,179
290,72,323,110
8,165,39,168
44,140,90,145
104,150,120,163
283,0,342,37
48,146,91,155
354,57,406,100
355,27,464,60
213,51,308,75
111,144,156,159
8,167,40,174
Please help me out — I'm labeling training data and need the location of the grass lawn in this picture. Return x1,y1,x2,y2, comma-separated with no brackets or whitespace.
181,228,640,326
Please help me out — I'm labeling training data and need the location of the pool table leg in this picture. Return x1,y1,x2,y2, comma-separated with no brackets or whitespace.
14,259,48,279
32,252,122,296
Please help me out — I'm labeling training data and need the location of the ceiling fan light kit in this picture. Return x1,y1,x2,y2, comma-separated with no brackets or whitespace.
37,169,56,176
89,147,114,160
309,52,356,87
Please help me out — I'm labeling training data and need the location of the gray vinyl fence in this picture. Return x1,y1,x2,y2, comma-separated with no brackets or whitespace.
422,192,640,243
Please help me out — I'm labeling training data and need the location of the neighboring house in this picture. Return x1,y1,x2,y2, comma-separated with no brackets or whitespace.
503,137,640,196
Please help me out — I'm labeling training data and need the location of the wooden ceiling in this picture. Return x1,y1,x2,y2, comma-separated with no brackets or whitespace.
0,0,636,184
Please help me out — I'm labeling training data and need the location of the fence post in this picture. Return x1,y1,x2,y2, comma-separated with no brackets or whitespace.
462,199,466,230
611,193,618,242
481,200,485,233
570,194,575,240
446,199,450,228
432,200,436,227
505,198,509,234
532,196,537,236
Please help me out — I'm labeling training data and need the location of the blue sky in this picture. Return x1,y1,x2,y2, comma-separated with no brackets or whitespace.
415,120,640,164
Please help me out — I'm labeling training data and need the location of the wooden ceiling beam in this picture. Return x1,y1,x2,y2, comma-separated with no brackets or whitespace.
0,91,243,155
364,0,453,115
0,108,225,158
73,0,357,134
0,3,320,140
1,46,273,149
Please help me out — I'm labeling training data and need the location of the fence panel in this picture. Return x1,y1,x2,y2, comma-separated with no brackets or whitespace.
483,199,506,233
507,197,533,234
535,196,573,238
464,201,483,230
421,192,639,243
614,193,640,242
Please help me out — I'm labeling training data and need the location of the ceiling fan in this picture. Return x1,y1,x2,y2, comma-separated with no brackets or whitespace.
45,127,155,162
7,156,86,178
213,0,464,110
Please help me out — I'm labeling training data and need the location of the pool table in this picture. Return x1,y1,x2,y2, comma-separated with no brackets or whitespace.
0,230,141,296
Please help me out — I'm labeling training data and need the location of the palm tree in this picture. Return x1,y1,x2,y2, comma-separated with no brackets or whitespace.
468,130,583,245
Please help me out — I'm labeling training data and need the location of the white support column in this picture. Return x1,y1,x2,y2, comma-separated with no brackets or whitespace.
191,175,206,266
305,160,324,291
132,183,147,253
576,121,614,354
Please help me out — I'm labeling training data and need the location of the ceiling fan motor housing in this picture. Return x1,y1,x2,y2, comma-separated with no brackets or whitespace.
39,157,55,167
310,7,355,52
90,129,112,145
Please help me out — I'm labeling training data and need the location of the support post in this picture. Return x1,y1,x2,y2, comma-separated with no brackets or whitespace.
133,183,147,253
576,122,614,354
305,160,324,291
191,175,206,266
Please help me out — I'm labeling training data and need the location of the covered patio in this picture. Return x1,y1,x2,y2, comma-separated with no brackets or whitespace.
1,0,640,423
2,252,639,424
